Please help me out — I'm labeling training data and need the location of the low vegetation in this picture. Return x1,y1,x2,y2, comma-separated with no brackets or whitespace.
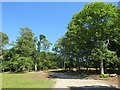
100,74,109,78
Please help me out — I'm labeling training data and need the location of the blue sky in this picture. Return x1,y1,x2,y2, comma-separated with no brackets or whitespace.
2,2,119,50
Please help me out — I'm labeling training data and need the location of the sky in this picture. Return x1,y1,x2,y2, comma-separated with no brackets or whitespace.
2,2,119,50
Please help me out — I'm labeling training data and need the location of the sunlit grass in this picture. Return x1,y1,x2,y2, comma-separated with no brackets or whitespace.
0,73,2,89
2,72,55,88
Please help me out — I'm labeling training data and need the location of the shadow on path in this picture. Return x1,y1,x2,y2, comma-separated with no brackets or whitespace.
69,86,120,90
48,70,98,80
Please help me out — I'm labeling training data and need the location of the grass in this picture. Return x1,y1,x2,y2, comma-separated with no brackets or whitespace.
2,72,55,88
0,73,2,89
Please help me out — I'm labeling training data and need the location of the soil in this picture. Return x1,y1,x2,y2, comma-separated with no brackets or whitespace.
24,71,50,80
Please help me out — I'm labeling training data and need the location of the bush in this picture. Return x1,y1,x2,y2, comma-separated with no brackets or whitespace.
8,55,33,72
100,74,109,78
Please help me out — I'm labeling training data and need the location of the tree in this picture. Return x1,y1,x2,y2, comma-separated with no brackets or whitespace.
36,34,52,70
0,32,9,57
0,32,9,49
16,27,37,56
37,35,45,52
5,27,37,72
0,32,9,71
52,39,65,69
57,2,120,74
5,53,33,72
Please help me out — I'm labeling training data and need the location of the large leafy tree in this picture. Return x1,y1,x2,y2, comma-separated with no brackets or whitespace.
59,2,120,74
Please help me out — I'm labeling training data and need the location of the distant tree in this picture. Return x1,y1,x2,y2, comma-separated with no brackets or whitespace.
0,32,9,49
4,27,37,72
52,38,66,69
0,32,9,71
37,34,52,70
0,32,9,58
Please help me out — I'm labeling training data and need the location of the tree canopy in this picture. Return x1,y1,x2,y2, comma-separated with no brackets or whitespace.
55,2,120,74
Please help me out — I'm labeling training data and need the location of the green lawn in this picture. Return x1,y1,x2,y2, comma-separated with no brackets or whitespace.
2,72,55,88
0,73,2,89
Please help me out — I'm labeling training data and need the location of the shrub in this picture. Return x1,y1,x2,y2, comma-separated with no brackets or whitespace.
100,74,109,78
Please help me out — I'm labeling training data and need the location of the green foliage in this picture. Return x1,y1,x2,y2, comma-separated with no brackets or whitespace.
36,34,52,70
15,27,37,71
16,27,37,57
37,34,52,52
2,27,58,72
2,27,37,72
11,56,33,72
100,74,109,78
54,2,120,73
0,32,9,49
37,51,59,70
0,32,9,69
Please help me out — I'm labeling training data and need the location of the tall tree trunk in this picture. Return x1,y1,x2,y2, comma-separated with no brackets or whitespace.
63,60,65,70
76,57,80,71
63,58,65,70
86,67,89,74
100,59,104,74
35,63,37,71
34,57,37,71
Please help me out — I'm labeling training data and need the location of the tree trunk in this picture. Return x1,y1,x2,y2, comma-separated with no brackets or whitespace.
95,67,98,71
2,68,4,72
35,62,37,71
63,59,65,70
76,58,80,71
100,59,104,74
86,62,89,74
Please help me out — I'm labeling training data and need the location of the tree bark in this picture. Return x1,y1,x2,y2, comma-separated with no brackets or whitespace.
63,58,65,70
35,61,37,71
100,59,104,74
34,55,37,71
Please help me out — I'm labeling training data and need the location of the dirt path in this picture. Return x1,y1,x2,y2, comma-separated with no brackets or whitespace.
51,72,119,89
53,79,116,88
